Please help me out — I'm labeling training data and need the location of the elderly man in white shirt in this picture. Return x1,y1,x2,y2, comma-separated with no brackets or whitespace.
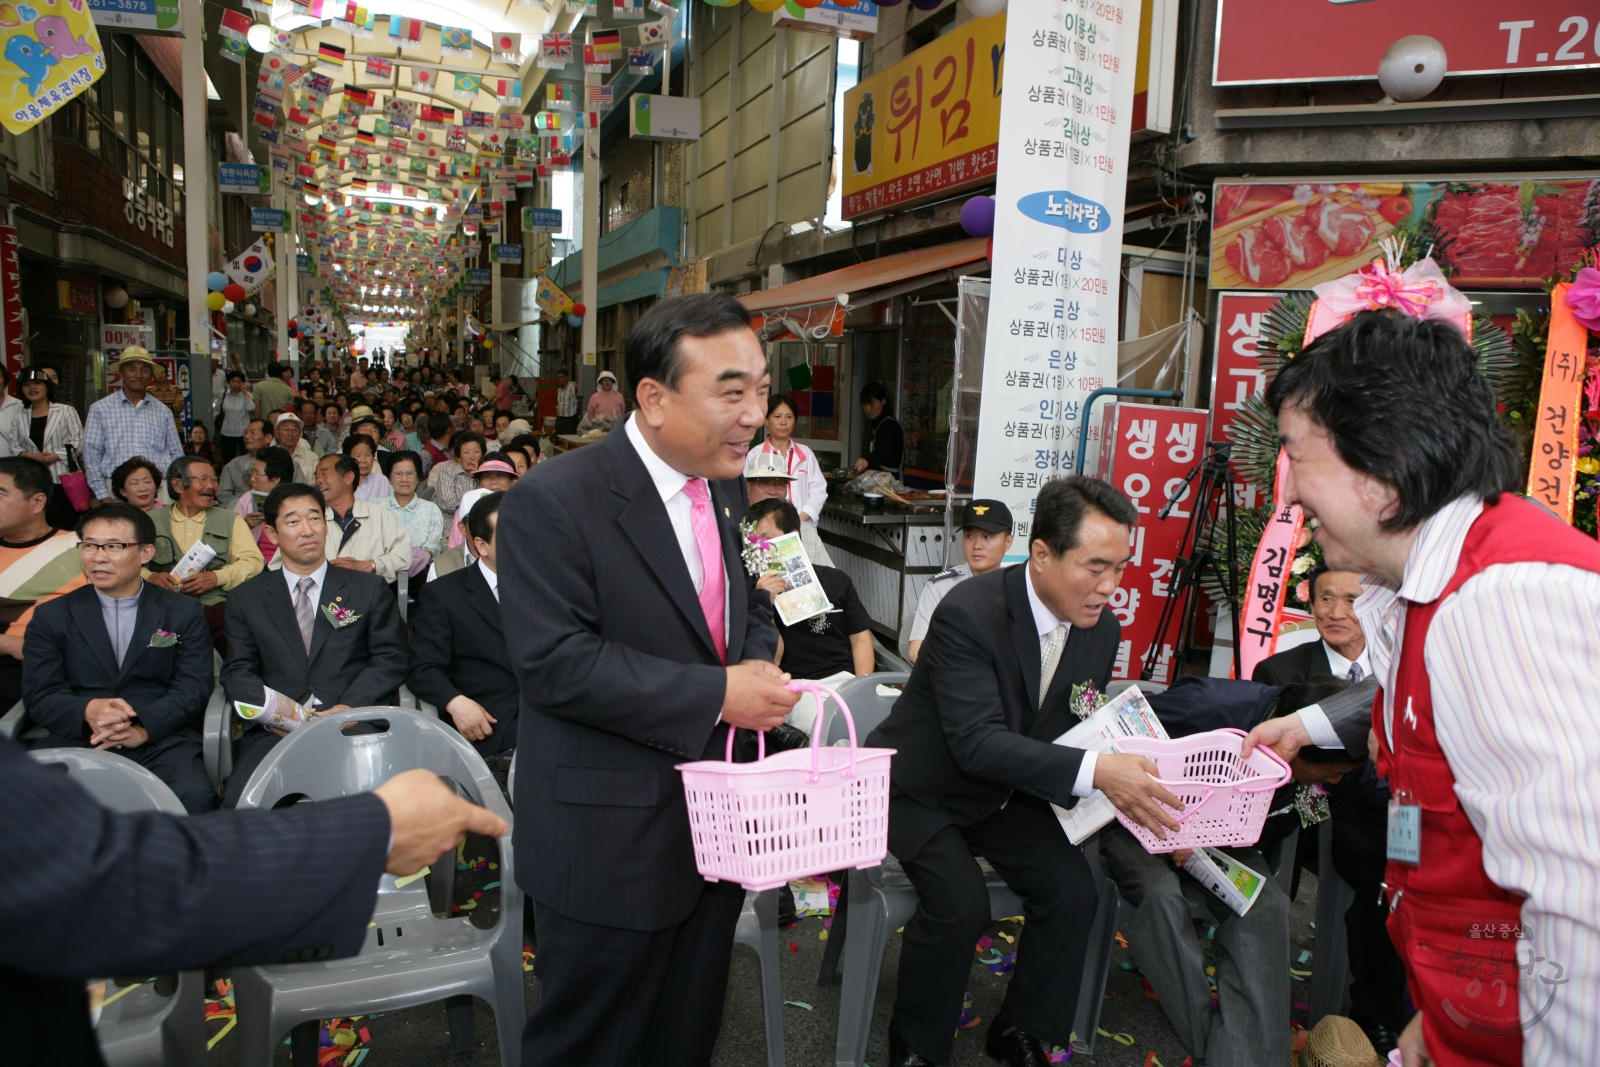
1242,310,1600,1067
302,453,411,584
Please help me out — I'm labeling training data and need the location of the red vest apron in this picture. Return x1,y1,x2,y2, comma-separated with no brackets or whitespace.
1375,496,1600,1067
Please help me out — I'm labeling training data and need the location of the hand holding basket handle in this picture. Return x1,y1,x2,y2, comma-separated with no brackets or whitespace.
719,659,799,731
1093,753,1185,838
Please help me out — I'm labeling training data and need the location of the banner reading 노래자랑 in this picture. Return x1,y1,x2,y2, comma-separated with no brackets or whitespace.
971,0,1144,560
0,2,105,135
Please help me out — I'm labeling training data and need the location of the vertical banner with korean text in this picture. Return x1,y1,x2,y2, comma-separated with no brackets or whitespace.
0,227,21,380
1095,403,1209,681
972,0,1142,560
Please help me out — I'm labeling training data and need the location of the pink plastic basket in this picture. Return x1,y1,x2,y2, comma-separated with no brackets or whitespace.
676,682,896,892
1109,728,1293,854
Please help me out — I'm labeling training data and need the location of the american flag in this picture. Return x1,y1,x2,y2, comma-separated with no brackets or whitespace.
586,84,613,107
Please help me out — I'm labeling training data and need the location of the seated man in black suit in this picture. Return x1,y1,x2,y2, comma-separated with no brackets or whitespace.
746,497,874,680
1099,673,1372,1067
407,491,517,758
23,503,217,812
868,476,1185,1067
220,483,410,808
1251,566,1369,685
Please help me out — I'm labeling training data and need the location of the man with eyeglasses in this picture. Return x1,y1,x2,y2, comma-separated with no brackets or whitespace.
143,455,264,653
22,503,216,812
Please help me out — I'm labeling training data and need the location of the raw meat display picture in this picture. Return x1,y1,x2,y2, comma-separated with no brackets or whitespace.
1210,178,1600,291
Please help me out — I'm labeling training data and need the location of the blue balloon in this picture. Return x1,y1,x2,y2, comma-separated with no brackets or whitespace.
568,314,583,328
206,272,228,292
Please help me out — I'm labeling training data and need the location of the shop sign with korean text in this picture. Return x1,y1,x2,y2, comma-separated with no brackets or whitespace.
840,13,1005,220
1209,291,1279,511
220,163,270,195
88,0,179,35
490,243,522,263
971,0,1143,560
0,1,105,135
1215,0,1600,84
773,0,878,41
0,227,21,377
522,207,563,232
1093,402,1209,682
1212,176,1600,292
251,208,286,232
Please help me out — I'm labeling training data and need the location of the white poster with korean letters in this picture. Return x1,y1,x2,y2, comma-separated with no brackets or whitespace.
972,0,1140,559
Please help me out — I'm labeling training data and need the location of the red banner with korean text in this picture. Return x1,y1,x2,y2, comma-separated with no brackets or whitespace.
0,227,21,381
1210,292,1279,510
1238,451,1304,679
1526,282,1588,523
1094,402,1210,683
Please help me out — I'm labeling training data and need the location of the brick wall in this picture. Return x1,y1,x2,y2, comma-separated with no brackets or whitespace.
603,132,656,233
51,141,184,269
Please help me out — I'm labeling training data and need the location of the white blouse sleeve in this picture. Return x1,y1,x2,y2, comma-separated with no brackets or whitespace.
798,443,829,521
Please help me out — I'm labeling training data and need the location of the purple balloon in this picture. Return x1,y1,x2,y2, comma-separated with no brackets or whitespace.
959,195,996,239
909,0,943,9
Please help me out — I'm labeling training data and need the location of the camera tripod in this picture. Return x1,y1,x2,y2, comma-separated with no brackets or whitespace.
1141,440,1242,682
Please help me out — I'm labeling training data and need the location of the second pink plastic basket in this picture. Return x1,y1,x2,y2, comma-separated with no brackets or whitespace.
1109,728,1293,853
677,682,896,892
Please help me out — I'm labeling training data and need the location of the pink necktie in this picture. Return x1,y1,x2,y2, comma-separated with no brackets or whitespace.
682,478,728,664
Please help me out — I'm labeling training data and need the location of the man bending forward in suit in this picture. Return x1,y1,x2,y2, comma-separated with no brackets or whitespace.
869,476,1184,1067
220,483,409,808
407,491,517,758
501,293,800,1067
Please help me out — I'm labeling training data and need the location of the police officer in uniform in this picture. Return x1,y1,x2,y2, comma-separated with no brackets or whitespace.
907,499,1014,662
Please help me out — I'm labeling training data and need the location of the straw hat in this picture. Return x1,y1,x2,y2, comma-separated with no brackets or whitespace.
1293,1016,1385,1067
114,346,156,371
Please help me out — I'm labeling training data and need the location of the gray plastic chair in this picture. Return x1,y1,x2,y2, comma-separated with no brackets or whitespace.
819,672,908,747
1309,817,1354,1024
734,889,787,1067
230,708,523,1067
30,748,208,1067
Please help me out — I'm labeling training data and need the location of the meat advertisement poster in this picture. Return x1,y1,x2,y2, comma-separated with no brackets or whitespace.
1214,0,1600,84
1093,402,1211,682
1211,177,1600,292
972,0,1142,561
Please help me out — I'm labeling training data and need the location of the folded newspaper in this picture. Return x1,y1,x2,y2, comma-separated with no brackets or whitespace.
1050,684,1170,845
759,531,833,627
1182,848,1267,916
169,540,218,581
235,686,314,732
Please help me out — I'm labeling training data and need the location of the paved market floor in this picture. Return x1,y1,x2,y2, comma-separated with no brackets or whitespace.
202,834,1329,1066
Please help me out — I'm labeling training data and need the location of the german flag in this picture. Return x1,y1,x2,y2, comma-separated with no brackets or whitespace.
317,42,347,68
591,29,622,53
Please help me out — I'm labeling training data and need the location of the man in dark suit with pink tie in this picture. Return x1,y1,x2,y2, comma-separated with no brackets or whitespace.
499,293,800,1066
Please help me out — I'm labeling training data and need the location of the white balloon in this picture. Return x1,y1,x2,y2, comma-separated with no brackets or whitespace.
246,23,273,53
1378,35,1447,102
222,300,235,313
964,0,1006,16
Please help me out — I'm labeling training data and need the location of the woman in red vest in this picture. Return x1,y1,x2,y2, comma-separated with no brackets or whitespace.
1243,311,1600,1067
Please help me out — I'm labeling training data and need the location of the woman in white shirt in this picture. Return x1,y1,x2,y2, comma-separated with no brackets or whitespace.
5,367,83,528
753,394,829,525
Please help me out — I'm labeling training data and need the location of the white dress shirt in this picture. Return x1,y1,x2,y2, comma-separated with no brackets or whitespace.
282,560,329,706
1024,566,1098,799
624,413,728,629
1321,640,1371,682
1356,495,1600,1067
478,556,500,601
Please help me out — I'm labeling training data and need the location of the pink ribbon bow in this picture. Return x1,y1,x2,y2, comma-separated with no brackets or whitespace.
1353,259,1443,317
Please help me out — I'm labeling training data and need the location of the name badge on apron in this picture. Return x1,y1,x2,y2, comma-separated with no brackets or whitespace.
1387,788,1421,865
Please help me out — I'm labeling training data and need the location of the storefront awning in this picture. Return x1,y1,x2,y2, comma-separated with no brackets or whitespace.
738,237,990,314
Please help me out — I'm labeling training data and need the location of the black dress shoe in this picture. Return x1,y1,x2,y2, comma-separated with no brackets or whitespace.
984,1023,1050,1067
887,1025,937,1067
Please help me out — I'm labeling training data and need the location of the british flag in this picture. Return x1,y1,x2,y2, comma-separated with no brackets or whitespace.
540,33,573,62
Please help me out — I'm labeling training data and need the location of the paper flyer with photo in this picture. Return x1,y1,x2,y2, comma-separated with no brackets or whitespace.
250,490,269,513
1182,847,1266,917
235,686,314,732
759,531,833,627
169,541,218,581
1049,685,1170,845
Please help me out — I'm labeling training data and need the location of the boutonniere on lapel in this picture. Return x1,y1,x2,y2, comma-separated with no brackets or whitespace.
1069,681,1107,721
1293,783,1332,828
739,520,777,577
321,601,361,628
147,629,179,648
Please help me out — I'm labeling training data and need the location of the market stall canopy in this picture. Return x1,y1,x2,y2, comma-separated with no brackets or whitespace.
738,237,991,316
